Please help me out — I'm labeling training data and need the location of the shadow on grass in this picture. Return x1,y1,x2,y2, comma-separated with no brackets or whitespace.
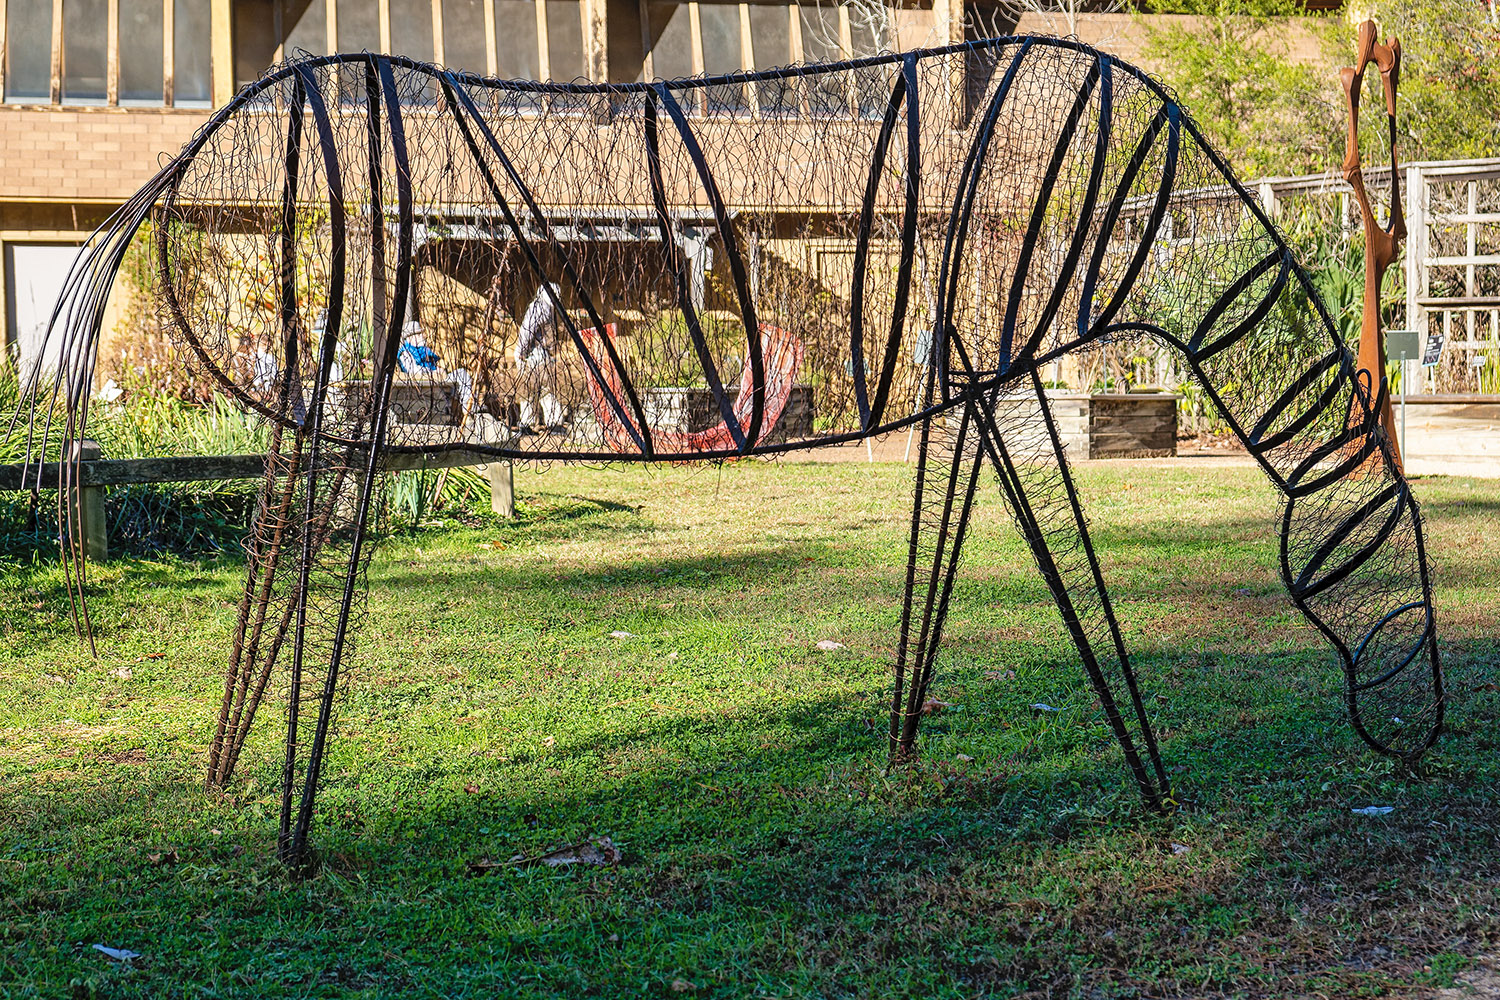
2,627,1496,997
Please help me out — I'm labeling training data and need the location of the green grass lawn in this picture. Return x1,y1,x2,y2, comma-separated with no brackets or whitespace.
2,460,1497,998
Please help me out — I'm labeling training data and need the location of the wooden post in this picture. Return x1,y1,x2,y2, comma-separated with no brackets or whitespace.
485,461,515,519
1406,163,1425,392
211,0,234,106
71,439,107,561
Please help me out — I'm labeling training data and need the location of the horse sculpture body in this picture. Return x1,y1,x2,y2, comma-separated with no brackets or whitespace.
16,36,1444,866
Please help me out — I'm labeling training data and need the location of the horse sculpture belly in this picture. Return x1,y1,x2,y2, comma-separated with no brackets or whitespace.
15,36,1444,867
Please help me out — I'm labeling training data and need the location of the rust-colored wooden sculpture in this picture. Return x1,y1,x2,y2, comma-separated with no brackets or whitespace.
1342,19,1405,472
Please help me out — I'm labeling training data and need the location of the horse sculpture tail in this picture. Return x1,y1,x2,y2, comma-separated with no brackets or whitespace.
6,133,204,653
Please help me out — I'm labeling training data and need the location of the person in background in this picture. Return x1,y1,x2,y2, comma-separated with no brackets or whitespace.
397,320,441,375
515,282,565,432
397,318,474,415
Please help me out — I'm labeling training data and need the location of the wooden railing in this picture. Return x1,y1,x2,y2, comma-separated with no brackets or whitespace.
0,442,515,560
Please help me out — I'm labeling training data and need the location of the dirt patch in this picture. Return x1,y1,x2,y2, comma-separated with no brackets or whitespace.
1436,956,1500,999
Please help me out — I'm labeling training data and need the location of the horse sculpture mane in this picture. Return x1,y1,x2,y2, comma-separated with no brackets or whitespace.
13,35,1444,867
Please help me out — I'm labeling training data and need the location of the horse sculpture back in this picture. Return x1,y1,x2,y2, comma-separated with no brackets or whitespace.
15,37,1444,866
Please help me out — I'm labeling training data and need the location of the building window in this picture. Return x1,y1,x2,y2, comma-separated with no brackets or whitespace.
120,0,167,104
337,0,383,52
643,2,890,118
227,1,591,91
63,0,110,103
442,0,489,74
3,0,212,106
389,0,435,62
175,0,215,104
4,2,55,102
5,243,86,374
494,0,539,80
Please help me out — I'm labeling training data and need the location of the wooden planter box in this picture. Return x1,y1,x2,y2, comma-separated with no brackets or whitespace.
1399,394,1500,469
991,392,1179,459
638,384,815,445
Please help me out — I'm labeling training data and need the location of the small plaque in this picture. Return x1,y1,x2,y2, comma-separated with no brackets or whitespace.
1385,330,1420,361
1421,332,1445,366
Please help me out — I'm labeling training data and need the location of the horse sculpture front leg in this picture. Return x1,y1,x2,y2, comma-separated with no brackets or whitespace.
969,371,1171,808
889,401,987,761
889,373,1170,809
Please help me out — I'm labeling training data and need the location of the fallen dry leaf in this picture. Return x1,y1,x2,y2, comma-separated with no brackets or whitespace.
542,736,556,748
671,979,697,992
464,784,480,794
815,639,845,652
144,652,165,660
983,669,1016,681
519,837,623,869
920,699,953,715
146,849,179,867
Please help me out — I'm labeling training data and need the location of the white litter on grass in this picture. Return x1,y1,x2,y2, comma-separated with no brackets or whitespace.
1031,703,1061,714
93,945,141,961
609,630,635,639
1351,805,1395,816
1171,843,1191,856
815,640,845,651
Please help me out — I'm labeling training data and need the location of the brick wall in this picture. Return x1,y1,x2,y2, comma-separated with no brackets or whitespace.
0,107,212,203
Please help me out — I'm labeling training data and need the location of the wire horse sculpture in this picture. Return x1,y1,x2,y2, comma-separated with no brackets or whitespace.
14,33,1444,867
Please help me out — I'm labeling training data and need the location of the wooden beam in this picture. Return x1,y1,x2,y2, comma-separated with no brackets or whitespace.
535,0,551,79
50,0,63,104
478,461,515,518
164,0,175,105
584,0,609,82
484,0,497,75
107,0,120,105
211,0,234,104
0,446,517,489
637,0,652,80
70,440,107,561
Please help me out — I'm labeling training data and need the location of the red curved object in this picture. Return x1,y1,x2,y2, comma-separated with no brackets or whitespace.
580,323,805,454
